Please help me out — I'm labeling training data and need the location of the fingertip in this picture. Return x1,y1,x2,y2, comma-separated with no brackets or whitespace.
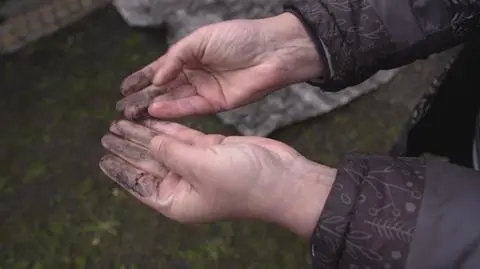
152,57,183,86
100,134,110,148
98,154,157,199
147,103,167,118
115,119,131,129
99,154,109,166
120,75,142,96
109,121,122,136
115,99,126,112
147,102,158,113
120,81,134,96
152,71,164,86
98,154,116,175
101,133,118,150
120,68,155,96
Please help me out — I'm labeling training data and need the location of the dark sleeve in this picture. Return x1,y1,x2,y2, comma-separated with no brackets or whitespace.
310,154,480,269
283,0,480,91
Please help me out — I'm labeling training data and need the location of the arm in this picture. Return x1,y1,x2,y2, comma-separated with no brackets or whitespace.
304,154,480,268
284,0,480,90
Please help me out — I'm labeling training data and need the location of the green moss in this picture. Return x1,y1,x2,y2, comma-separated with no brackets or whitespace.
22,163,47,183
0,5,412,269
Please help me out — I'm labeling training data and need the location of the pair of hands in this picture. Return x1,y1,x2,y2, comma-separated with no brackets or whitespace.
99,13,336,238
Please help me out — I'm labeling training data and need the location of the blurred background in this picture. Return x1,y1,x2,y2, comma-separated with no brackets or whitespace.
0,0,455,268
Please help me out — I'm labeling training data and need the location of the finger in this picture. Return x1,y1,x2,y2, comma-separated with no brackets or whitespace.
100,154,183,216
150,81,197,103
223,136,300,159
142,120,225,147
152,31,205,86
144,84,199,118
117,75,190,120
120,57,164,96
142,83,196,112
149,134,210,178
116,84,167,120
110,120,158,147
99,154,160,199
152,54,184,86
148,96,217,118
101,133,168,177
142,120,203,145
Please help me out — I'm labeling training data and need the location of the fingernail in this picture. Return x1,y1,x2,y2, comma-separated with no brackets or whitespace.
109,121,122,136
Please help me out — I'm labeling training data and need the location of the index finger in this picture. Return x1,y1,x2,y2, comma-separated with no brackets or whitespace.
120,57,164,96
116,84,166,120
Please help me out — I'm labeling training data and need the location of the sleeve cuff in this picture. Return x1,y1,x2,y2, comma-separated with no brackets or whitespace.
310,154,426,268
283,6,332,86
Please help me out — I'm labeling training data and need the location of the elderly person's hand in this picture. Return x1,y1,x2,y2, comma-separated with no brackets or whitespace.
117,12,324,119
100,119,335,238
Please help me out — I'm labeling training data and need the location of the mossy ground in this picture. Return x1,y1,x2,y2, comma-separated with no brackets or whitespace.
0,5,447,269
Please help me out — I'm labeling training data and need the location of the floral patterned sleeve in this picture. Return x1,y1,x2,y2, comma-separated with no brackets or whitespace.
310,154,426,269
284,0,480,91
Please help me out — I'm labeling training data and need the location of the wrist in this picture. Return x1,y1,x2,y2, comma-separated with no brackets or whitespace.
259,12,325,85
270,159,336,239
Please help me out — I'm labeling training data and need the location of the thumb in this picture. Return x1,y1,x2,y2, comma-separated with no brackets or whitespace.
153,30,206,86
152,54,184,86
149,134,208,179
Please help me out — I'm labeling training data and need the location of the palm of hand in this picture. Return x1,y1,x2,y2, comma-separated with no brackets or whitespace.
100,119,303,223
117,19,289,120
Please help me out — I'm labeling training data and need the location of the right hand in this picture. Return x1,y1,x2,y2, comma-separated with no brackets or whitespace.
117,12,324,120
100,119,336,238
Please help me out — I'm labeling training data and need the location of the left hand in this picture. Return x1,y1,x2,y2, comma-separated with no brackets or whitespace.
115,13,323,120
99,119,335,238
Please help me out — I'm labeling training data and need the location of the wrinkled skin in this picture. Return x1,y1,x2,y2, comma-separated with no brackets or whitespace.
116,13,323,120
100,13,334,237
100,119,333,230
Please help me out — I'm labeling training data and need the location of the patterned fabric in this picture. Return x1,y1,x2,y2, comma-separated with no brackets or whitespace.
285,0,480,91
287,0,480,267
311,154,425,269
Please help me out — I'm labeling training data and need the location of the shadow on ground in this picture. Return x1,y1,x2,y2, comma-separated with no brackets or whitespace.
0,5,450,269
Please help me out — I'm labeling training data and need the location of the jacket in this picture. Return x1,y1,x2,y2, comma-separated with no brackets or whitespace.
283,0,480,268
